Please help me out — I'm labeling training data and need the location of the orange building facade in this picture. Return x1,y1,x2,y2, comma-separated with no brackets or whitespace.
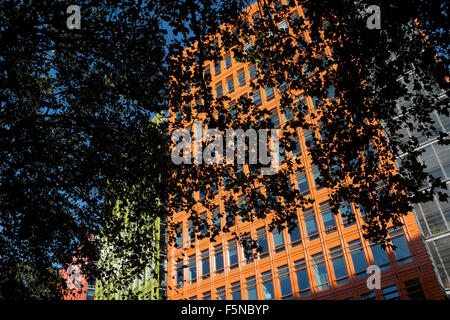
167,0,444,300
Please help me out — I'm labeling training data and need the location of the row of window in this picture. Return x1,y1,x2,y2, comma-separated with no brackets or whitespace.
187,270,424,301
175,228,413,295
175,199,360,250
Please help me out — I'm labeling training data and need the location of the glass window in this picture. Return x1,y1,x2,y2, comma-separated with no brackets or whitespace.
312,166,324,191
214,244,224,275
340,203,356,227
216,82,223,98
272,229,285,253
303,207,319,240
390,229,413,265
312,252,329,291
295,169,310,195
176,260,184,288
404,279,426,300
237,68,246,87
202,291,211,300
188,254,196,284
228,239,239,270
246,276,258,300
270,110,280,128
303,129,315,150
176,223,183,248
265,87,275,101
241,232,253,264
360,292,376,300
249,64,257,79
216,286,226,300
348,239,368,278
225,53,232,69
203,65,211,79
371,243,390,270
214,60,221,75
329,246,348,284
261,271,275,300
288,219,302,247
201,250,210,280
320,201,336,234
382,285,399,300
278,265,293,299
294,258,310,296
212,207,221,230
231,281,241,300
226,75,234,93
253,89,262,106
256,227,269,259
278,20,288,30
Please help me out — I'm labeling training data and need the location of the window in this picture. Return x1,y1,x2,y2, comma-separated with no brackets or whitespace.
176,260,184,288
256,227,269,259
227,75,234,93
215,82,223,98
176,223,183,248
214,244,224,275
303,129,314,150
265,87,275,101
188,221,194,244
246,276,258,300
340,203,356,227
189,296,197,300
261,271,275,300
360,292,376,300
371,243,390,271
294,258,310,296
348,239,368,278
312,252,329,291
203,65,211,79
303,207,318,240
382,285,399,300
390,229,413,265
283,106,294,122
245,41,253,53
288,218,302,247
252,12,260,25
312,166,324,191
188,254,196,284
289,137,301,158
199,212,208,236
214,60,221,75
231,281,241,300
278,265,293,299
327,86,336,100
241,232,253,264
272,229,285,253
329,246,349,284
320,201,336,234
202,291,211,300
249,64,257,80
270,109,280,128
201,250,210,280
216,286,226,300
228,239,239,270
225,53,232,69
212,207,221,231
278,20,288,31
404,279,426,300
278,81,287,92
237,68,246,87
252,89,262,106
295,169,310,195
225,208,235,227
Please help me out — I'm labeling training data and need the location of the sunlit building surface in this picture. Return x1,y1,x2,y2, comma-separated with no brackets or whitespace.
167,0,445,300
